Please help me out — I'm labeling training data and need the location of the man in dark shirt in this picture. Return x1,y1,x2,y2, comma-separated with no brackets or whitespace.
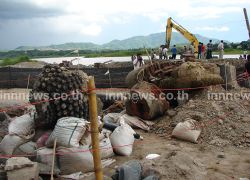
198,42,202,59
206,40,213,59
171,45,177,59
245,54,250,75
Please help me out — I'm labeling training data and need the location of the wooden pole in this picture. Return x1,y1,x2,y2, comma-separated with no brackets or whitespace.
144,46,153,65
50,138,57,180
88,76,103,180
26,74,30,89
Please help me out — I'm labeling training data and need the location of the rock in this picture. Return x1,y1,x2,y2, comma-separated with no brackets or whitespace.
167,110,177,117
218,119,224,125
217,152,225,158
191,112,205,121
5,157,39,180
242,116,250,123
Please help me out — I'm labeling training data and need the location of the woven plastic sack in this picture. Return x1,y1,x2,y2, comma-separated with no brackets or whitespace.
8,113,35,139
172,119,201,143
110,122,135,156
46,117,88,148
0,135,28,155
99,137,114,159
57,146,94,174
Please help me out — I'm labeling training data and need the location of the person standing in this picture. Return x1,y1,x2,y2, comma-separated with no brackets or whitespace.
244,50,248,60
201,43,206,59
245,55,250,75
171,45,177,59
159,46,163,60
137,53,144,67
218,40,224,59
206,40,213,59
131,55,139,70
151,49,157,60
198,42,202,59
184,46,187,53
162,46,168,60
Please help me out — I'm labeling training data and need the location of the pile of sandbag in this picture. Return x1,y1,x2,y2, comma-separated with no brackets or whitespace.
0,101,139,177
0,112,36,155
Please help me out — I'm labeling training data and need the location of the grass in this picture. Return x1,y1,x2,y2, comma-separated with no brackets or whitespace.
0,55,34,66
83,49,146,58
213,48,244,55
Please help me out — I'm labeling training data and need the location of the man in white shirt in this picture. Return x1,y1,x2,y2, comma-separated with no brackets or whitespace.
162,47,168,60
218,40,224,59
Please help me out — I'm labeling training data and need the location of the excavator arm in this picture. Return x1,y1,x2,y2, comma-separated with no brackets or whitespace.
166,17,199,54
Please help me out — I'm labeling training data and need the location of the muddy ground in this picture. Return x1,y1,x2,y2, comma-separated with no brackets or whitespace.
106,131,250,180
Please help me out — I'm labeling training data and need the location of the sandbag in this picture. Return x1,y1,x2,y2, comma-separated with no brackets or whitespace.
13,141,37,157
103,113,121,124
110,122,135,156
57,146,94,174
172,118,201,143
0,135,29,155
8,113,35,139
46,117,88,148
36,147,54,166
99,137,114,159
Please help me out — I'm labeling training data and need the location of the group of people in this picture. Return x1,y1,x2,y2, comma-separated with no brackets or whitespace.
238,54,250,82
131,54,144,70
156,45,177,60
197,40,225,60
239,51,248,60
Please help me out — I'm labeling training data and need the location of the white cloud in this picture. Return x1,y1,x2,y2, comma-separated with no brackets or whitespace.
80,23,102,36
195,26,230,32
3,0,250,37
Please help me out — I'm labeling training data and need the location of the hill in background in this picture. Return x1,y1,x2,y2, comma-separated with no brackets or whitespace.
15,32,221,51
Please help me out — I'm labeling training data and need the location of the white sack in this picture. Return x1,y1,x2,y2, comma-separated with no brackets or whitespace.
8,113,35,138
110,122,135,156
46,117,88,148
172,119,201,143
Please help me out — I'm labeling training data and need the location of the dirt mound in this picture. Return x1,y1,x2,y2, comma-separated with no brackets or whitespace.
152,87,250,148
10,61,47,68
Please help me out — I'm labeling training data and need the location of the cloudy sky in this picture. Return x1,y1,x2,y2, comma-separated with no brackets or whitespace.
0,0,250,50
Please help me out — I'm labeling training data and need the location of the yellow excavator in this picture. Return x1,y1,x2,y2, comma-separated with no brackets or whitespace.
166,17,199,55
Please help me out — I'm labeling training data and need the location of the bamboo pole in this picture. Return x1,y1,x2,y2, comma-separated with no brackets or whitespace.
26,74,30,89
88,76,103,180
50,138,57,180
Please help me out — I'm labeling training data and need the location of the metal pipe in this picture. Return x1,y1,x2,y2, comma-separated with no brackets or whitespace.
88,76,103,180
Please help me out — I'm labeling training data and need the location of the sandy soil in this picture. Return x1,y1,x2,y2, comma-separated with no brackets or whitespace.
104,130,250,180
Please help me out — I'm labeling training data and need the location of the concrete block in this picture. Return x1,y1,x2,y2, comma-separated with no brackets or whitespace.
219,64,239,89
5,157,39,180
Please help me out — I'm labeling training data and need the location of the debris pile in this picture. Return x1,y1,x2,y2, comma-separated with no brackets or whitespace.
126,61,223,89
153,88,250,147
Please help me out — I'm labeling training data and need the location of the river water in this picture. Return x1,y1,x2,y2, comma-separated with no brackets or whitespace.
33,54,241,66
